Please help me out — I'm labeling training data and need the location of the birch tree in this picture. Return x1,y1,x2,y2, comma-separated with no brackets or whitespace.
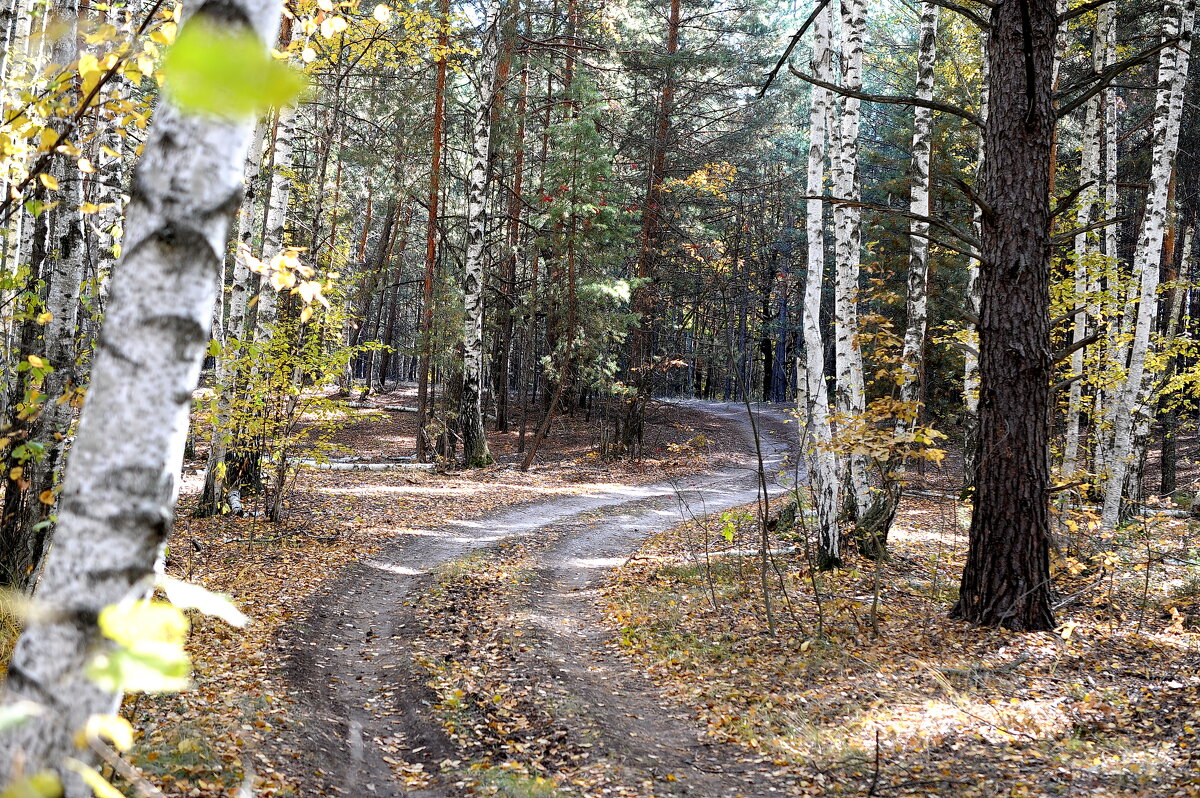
831,0,870,518
897,2,938,444
254,100,297,337
0,0,287,789
198,121,267,514
803,1,841,569
1100,0,1195,530
460,0,502,468
1063,6,1109,476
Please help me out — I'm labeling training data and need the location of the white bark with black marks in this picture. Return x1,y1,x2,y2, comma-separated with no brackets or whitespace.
803,2,841,568
1101,0,1195,530
898,2,938,444
0,0,283,790
460,0,501,468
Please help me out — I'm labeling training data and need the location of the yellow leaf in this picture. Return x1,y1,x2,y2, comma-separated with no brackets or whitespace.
9,467,22,481
63,758,126,798
36,312,52,324
38,490,55,505
27,354,45,368
37,173,59,190
373,4,391,23
100,145,121,159
78,52,103,95
77,157,95,174
79,714,134,751
317,0,333,9
299,305,313,323
302,45,317,63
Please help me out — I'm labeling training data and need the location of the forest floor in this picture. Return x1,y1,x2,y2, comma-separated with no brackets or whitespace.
6,392,1199,797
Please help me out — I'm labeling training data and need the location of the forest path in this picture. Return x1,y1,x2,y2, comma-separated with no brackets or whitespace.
276,401,801,797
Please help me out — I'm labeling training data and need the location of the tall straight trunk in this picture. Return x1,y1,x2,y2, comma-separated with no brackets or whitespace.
0,0,82,592
1063,7,1109,476
460,0,502,468
377,202,411,386
803,1,841,569
416,0,450,461
962,35,988,494
198,120,267,515
898,2,938,442
495,33,529,433
254,99,296,336
0,0,282,790
831,0,869,517
1160,222,1194,495
951,0,1057,631
1100,0,1195,530
623,0,680,452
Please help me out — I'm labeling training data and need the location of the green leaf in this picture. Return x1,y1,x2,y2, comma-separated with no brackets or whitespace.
85,645,191,694
206,339,222,357
159,576,249,627
162,18,306,118
0,771,61,798
0,700,43,733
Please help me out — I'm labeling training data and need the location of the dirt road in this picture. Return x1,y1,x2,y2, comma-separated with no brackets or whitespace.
276,402,802,797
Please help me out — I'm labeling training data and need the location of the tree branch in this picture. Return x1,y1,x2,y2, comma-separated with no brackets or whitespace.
926,0,990,30
1058,0,1114,25
758,0,833,97
1052,216,1128,245
1053,330,1103,364
786,64,985,128
1051,180,1096,219
1056,38,1178,119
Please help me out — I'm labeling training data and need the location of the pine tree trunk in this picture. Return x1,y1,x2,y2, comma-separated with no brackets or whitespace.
460,0,501,468
416,0,450,461
951,0,1057,631
803,1,841,570
0,0,282,789
1100,0,1195,531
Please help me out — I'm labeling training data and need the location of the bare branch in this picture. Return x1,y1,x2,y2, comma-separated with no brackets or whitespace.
927,0,990,30
1056,38,1178,119
1058,0,1114,25
759,0,834,97
1053,216,1128,245
1053,331,1103,365
786,64,985,128
1051,180,1096,219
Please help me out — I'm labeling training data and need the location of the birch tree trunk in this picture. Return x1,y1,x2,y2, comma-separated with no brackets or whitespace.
0,0,82,592
1063,7,1108,476
1100,0,1195,530
803,1,841,569
0,0,283,790
898,2,938,443
199,120,267,514
962,33,988,492
831,0,870,519
460,0,501,468
254,100,296,337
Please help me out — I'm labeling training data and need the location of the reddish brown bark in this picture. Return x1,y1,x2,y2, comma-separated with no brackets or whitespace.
416,0,450,461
